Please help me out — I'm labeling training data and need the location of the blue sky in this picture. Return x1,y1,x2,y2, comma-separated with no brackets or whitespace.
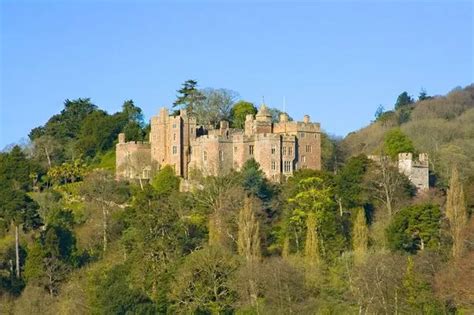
1,1,473,148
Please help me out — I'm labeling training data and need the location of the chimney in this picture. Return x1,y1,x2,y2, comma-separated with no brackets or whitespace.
303,115,310,123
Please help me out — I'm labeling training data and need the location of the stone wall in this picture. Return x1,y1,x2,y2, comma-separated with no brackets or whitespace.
117,104,322,182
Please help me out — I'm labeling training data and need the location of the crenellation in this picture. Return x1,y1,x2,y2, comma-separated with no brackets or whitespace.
117,104,322,182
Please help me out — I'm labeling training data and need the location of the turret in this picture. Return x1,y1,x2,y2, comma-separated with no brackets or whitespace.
255,104,272,123
118,133,125,143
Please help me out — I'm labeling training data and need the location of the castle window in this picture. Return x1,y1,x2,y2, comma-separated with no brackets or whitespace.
172,146,177,155
219,150,224,161
234,146,238,153
249,145,254,155
284,161,291,173
302,155,306,162
300,132,305,138
306,145,312,153
173,133,176,141
282,147,287,156
271,145,276,155
173,123,177,129
203,151,207,161
288,147,293,155
271,160,276,170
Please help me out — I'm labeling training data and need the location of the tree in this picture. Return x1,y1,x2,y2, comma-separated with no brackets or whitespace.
237,197,261,262
374,104,385,120
173,80,205,113
95,264,156,314
352,207,369,264
239,159,272,201
151,165,180,196
29,98,97,142
122,185,189,302
383,128,415,159
364,156,413,217
386,204,441,253
80,170,129,252
193,88,238,127
394,91,414,110
418,88,432,101
288,177,345,261
446,168,468,259
334,155,370,215
24,225,79,296
230,101,257,128
169,246,239,314
0,186,42,278
32,135,62,169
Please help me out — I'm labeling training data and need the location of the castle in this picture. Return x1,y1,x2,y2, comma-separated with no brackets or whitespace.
116,104,322,182
368,153,430,191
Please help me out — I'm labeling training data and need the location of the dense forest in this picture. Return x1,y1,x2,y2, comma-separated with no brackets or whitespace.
1,82,473,314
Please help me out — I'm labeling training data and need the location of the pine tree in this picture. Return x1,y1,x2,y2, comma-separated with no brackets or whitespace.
446,168,468,259
352,207,368,264
237,197,261,262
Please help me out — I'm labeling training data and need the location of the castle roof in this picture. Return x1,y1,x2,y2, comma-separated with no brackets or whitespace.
256,104,271,118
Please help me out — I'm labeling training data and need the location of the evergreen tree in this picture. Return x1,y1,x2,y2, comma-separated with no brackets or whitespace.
173,79,205,113
446,168,468,259
394,91,414,110
352,207,368,264
237,197,261,262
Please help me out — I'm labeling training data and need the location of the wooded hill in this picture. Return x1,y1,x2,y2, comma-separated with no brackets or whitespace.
0,82,473,314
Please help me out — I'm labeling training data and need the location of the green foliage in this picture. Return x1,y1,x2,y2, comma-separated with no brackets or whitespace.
28,98,98,142
24,224,81,295
386,204,441,253
0,146,39,191
173,79,204,111
394,91,414,110
334,155,370,210
95,264,156,314
383,128,415,159
239,159,272,200
151,165,180,195
230,100,257,128
287,176,346,260
0,186,42,232
169,246,239,314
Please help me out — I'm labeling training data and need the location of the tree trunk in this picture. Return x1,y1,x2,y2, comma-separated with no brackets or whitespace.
15,225,20,278
102,205,108,252
44,146,52,168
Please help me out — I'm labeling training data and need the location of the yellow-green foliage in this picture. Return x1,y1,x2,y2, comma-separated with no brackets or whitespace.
96,150,116,171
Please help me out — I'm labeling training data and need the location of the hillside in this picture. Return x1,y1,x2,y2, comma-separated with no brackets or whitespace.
343,85,474,184
1,83,473,314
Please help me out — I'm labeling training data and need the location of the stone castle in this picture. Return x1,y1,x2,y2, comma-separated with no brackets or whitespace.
116,104,322,182
397,153,429,190
368,153,430,191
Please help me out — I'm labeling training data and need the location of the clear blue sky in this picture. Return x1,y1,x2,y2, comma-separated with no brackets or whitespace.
1,1,473,148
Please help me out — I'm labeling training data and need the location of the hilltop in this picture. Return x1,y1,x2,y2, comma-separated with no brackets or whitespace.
0,82,473,314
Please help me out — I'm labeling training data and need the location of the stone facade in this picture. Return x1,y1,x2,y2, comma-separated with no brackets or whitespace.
368,152,430,191
398,153,429,191
116,104,322,182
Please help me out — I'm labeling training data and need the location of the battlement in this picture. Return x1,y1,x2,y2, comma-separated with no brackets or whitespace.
398,152,429,167
117,103,322,182
369,152,429,191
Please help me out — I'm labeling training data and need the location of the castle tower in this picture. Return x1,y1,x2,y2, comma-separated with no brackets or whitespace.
150,107,196,177
398,153,429,191
254,104,272,134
